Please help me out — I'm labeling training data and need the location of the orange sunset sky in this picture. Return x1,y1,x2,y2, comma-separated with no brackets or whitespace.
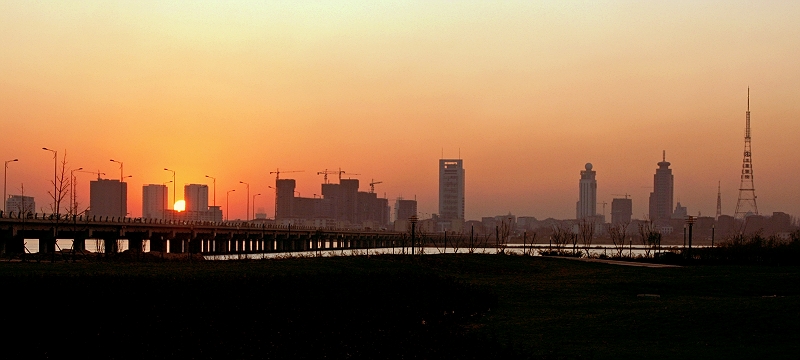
1,1,799,221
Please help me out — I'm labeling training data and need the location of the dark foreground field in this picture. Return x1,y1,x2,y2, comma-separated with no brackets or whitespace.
2,254,799,359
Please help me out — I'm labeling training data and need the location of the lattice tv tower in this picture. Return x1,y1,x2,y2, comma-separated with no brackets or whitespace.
734,87,758,221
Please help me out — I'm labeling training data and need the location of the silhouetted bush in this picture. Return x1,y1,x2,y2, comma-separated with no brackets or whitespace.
688,231,800,265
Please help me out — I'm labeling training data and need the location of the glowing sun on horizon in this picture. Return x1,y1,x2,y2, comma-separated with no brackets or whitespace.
174,200,185,212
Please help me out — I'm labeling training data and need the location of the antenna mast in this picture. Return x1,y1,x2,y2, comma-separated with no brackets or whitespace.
734,87,758,226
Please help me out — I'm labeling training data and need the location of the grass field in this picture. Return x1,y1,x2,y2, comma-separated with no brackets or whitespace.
2,254,798,359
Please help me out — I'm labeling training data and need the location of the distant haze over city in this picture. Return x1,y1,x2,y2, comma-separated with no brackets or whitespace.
2,2,799,221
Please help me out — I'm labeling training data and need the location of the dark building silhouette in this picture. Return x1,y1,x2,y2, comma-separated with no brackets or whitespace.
611,198,632,224
648,151,673,224
439,159,465,221
89,178,127,218
576,163,597,220
275,179,296,219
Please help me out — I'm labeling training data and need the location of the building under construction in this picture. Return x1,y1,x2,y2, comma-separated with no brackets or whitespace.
275,178,389,229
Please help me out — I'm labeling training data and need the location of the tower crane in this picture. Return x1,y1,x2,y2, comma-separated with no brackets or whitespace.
270,169,304,181
597,201,608,219
369,179,383,193
337,168,360,181
78,170,107,180
612,193,631,199
317,169,338,184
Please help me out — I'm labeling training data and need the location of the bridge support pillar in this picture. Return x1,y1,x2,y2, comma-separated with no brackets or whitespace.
128,236,144,253
72,235,86,252
103,237,118,254
39,234,56,254
169,237,183,253
150,234,166,253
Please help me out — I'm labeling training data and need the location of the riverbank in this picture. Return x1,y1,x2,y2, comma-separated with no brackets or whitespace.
2,254,798,359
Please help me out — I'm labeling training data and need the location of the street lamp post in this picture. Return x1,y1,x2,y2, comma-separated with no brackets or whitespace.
163,180,172,220
109,159,123,181
240,181,250,221
73,170,105,216
3,159,18,214
164,168,176,208
253,193,261,221
69,167,83,215
205,175,216,207
226,189,235,222
409,214,418,255
42,148,57,214
110,160,124,217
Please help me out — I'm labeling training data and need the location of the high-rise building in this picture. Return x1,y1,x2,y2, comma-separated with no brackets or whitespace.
142,184,168,219
611,197,632,224
275,179,296,219
89,179,127,217
5,195,35,215
184,184,209,212
648,151,674,223
439,159,465,220
576,163,597,219
394,198,417,223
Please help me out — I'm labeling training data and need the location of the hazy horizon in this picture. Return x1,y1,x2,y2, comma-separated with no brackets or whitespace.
2,1,799,221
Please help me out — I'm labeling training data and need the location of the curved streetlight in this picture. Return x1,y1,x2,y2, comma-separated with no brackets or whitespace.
164,168,176,208
253,193,261,221
109,159,123,181
240,181,250,221
3,158,19,213
205,175,216,207
42,148,57,214
226,189,235,221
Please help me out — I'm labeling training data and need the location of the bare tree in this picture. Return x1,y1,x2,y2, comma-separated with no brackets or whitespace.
496,220,512,254
637,220,661,258
46,151,71,217
578,218,595,257
606,222,630,258
521,230,538,256
549,223,570,254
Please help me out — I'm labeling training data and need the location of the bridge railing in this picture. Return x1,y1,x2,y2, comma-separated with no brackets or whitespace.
1,210,398,234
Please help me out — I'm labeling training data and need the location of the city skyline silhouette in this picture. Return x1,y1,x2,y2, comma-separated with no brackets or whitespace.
2,2,799,221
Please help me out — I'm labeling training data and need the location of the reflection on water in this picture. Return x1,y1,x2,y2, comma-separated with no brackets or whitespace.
22,239,150,253
17,239,693,260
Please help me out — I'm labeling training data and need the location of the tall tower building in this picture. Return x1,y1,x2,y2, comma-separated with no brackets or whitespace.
184,184,209,212
89,179,127,217
576,163,597,219
648,151,674,223
735,88,758,220
142,184,168,219
439,159,465,220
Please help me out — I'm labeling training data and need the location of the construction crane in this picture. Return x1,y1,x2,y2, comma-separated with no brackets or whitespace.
597,201,608,219
612,193,631,199
317,169,338,184
78,170,106,180
369,179,383,193
270,169,304,181
337,168,360,181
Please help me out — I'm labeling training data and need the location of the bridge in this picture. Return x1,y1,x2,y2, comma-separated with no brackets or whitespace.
0,211,415,257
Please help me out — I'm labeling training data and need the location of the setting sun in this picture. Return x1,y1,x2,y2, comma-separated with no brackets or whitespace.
174,200,185,212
